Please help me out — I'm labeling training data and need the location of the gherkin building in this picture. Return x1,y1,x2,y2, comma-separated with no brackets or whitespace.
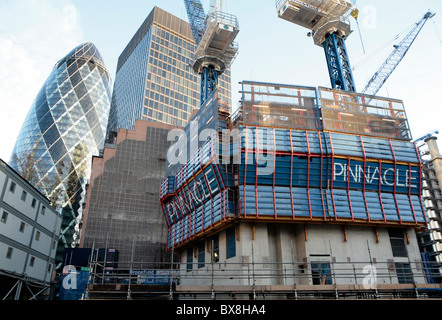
9,43,112,266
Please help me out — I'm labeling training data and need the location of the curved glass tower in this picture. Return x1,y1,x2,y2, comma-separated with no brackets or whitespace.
9,43,112,262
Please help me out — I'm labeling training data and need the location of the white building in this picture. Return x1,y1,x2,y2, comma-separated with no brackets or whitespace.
0,159,62,300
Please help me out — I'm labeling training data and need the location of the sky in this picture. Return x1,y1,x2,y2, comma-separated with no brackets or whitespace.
0,0,441,162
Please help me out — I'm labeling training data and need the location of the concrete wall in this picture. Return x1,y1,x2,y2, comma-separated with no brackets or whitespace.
178,222,427,286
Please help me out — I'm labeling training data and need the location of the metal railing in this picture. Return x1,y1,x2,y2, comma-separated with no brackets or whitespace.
205,10,239,30
84,259,442,300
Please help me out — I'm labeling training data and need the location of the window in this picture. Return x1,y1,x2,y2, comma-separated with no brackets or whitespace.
226,227,236,259
41,206,46,215
6,247,13,259
35,231,40,241
1,211,8,223
395,263,414,284
186,247,193,271
311,262,332,285
9,181,16,193
31,198,36,208
29,257,35,267
198,241,205,268
19,222,25,233
21,190,27,201
389,229,408,257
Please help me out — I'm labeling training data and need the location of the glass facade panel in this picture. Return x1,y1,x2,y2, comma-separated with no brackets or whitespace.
9,42,112,265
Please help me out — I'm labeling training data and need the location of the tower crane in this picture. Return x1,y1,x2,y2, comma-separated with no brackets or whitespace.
184,0,239,106
361,11,435,96
275,0,357,92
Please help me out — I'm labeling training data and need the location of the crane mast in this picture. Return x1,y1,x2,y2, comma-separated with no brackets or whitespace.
276,0,357,92
184,0,239,106
361,11,435,96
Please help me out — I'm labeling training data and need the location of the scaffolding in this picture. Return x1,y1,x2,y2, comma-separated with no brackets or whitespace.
237,81,412,140
83,258,442,300
318,87,411,140
239,82,321,130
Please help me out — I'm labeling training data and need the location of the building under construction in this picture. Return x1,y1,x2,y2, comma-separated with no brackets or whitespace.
155,80,442,298
84,0,442,299
83,82,442,300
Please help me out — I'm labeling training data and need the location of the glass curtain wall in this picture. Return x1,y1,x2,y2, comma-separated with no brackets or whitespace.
106,7,231,138
9,43,112,265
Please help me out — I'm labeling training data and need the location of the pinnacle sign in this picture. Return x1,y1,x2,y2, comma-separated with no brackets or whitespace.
332,158,420,194
165,123,421,195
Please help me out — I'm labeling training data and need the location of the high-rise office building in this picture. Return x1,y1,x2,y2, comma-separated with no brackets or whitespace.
106,6,232,137
9,42,112,265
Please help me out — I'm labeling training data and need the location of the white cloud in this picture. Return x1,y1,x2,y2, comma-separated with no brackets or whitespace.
0,0,84,162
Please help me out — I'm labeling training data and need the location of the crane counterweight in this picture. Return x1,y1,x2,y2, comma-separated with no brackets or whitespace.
276,0,353,46
276,0,356,92
193,11,239,74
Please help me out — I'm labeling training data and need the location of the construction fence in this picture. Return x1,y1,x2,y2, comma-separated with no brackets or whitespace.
82,258,442,300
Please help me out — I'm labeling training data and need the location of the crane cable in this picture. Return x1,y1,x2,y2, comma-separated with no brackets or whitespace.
350,8,366,54
432,19,442,47
212,0,229,13
352,21,416,71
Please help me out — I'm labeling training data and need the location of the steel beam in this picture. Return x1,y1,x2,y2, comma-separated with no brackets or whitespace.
323,32,356,92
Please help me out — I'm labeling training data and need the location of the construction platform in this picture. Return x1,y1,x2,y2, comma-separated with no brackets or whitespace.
75,259,442,300
84,283,442,300
193,10,239,73
82,259,442,300
275,0,354,46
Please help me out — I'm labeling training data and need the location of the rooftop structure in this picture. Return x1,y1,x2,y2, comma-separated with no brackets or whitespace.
239,81,411,140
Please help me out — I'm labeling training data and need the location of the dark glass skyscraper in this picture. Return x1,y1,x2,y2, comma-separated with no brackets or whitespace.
106,6,232,136
9,43,112,263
